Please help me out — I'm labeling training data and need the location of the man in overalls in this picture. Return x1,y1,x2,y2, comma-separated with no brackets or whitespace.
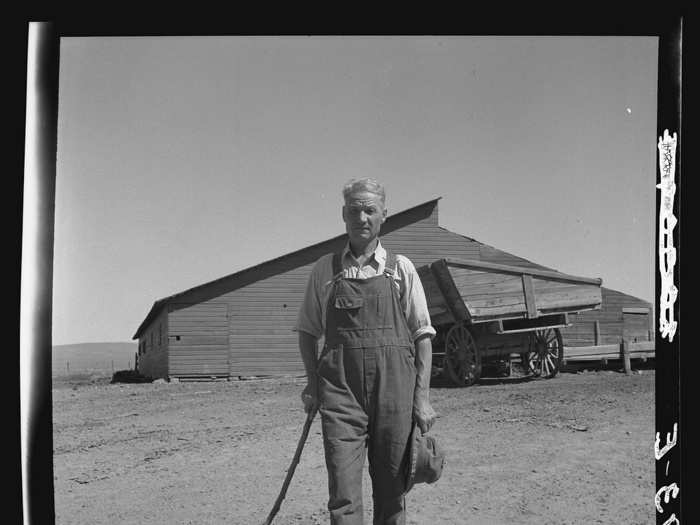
295,178,437,524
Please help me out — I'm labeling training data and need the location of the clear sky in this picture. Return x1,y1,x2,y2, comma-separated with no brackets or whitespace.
53,36,658,346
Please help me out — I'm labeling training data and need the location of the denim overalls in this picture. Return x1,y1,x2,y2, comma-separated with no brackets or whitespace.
317,250,417,525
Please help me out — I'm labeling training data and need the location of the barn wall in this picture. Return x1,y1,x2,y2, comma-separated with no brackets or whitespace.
137,309,168,378
226,266,311,376
141,198,649,378
168,302,229,378
561,288,652,346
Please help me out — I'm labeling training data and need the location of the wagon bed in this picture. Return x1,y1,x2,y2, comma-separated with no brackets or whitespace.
416,258,603,386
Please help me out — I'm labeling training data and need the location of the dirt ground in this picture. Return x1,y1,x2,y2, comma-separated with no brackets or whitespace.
52,368,655,525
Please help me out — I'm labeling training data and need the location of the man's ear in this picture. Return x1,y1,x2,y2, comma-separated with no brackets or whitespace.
342,205,347,222
381,207,388,223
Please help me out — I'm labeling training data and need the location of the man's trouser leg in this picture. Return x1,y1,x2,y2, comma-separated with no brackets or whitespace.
319,346,368,525
367,345,415,525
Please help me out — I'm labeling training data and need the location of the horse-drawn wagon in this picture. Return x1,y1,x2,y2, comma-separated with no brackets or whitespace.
416,258,603,386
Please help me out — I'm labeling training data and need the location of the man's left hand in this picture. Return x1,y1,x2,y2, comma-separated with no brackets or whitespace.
413,395,437,435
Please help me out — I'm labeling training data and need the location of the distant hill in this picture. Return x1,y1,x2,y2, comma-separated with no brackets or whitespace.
52,342,137,376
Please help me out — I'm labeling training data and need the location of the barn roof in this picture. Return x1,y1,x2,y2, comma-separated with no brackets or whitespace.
133,197,445,339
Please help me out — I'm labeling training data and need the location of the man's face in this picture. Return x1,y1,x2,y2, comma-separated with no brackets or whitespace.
342,191,387,246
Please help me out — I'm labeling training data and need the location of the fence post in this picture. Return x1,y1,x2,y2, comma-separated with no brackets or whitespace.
621,339,632,375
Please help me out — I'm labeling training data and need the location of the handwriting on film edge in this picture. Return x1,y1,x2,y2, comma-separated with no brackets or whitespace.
656,130,678,342
655,422,679,523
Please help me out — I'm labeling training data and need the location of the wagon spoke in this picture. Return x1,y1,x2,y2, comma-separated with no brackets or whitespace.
546,355,556,373
525,328,563,379
443,323,481,387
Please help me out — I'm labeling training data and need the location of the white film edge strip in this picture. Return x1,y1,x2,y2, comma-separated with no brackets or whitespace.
656,130,678,342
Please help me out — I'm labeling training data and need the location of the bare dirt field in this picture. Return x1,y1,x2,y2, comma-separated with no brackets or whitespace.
52,368,655,524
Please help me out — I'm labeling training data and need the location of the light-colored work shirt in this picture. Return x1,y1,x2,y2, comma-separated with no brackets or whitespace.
294,241,436,343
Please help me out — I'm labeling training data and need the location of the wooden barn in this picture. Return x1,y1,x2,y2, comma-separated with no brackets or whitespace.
132,198,652,380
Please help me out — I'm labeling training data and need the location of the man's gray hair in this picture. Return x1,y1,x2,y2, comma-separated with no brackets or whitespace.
342,178,386,205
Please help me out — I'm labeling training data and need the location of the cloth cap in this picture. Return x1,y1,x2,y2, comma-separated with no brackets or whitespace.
405,422,446,493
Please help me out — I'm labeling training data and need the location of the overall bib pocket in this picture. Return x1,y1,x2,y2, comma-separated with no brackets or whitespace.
332,295,364,331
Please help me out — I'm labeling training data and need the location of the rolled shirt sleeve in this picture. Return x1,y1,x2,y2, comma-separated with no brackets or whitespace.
396,255,437,342
293,255,330,339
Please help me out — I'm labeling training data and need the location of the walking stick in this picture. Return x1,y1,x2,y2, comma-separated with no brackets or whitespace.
262,407,318,525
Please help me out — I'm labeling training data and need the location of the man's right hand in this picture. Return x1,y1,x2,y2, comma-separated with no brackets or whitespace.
301,381,319,413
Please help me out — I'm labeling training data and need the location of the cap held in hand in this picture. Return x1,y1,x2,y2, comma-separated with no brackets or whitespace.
405,422,446,493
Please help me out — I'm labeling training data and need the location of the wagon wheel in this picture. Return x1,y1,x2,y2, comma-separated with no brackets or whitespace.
521,328,563,379
443,323,481,387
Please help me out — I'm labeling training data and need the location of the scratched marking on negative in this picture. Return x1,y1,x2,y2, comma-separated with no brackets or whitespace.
656,130,678,342
655,422,679,523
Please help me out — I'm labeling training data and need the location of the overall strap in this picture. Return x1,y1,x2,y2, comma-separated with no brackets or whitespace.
331,252,343,278
383,250,398,277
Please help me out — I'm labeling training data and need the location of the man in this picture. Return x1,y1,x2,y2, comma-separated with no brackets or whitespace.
294,178,437,524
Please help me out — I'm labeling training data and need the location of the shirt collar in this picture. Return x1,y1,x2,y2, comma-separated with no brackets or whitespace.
342,239,386,266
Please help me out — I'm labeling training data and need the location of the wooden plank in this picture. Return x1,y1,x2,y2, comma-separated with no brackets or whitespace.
564,344,620,357
449,269,523,288
470,302,527,317
230,358,304,365
429,259,471,322
230,310,297,318
230,350,301,356
471,312,528,323
170,304,228,313
170,367,229,375
594,321,601,345
230,329,297,336
417,265,451,321
170,311,230,317
522,275,537,319
443,258,603,286
629,341,655,352
562,353,620,363
229,342,297,348
170,335,228,345
469,293,526,308
531,287,602,310
170,350,229,356
170,354,228,360
170,318,229,325
629,352,655,359
169,316,229,322
622,307,651,314
169,328,229,335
